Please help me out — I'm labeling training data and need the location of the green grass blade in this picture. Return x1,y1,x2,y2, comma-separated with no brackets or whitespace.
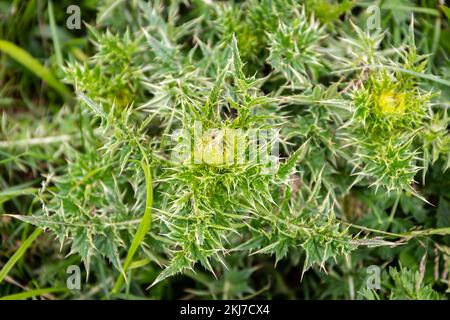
441,5,450,21
0,40,70,99
97,0,126,24
0,186,37,206
111,161,153,293
0,228,42,284
0,287,67,300
332,65,450,87
48,0,63,66
382,4,439,16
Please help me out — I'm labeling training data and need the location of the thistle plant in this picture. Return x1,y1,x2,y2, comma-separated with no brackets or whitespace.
267,8,326,86
346,39,437,194
361,266,444,300
1,0,450,300
63,28,143,109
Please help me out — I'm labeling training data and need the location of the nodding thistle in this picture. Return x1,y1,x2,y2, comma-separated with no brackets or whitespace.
349,67,431,193
345,41,437,195
377,91,406,115
352,70,431,134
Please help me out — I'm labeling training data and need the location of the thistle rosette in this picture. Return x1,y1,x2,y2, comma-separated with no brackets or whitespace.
154,39,284,284
349,53,435,194
267,9,325,86
352,70,431,134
